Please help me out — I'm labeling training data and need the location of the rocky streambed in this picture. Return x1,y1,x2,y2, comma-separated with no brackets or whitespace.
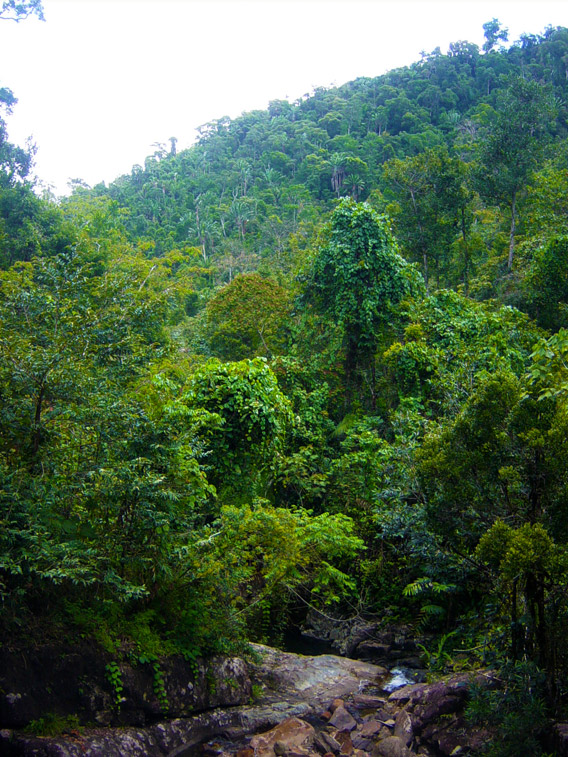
0,640,503,756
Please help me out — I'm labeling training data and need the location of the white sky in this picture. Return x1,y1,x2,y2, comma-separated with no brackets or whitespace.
1,0,568,196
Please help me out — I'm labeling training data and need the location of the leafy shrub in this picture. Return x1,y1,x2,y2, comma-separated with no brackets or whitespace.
466,660,548,757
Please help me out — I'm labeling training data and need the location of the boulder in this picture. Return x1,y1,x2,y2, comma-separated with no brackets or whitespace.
396,676,472,733
355,642,391,660
393,711,413,747
301,612,380,657
328,705,357,732
390,672,499,756
372,736,413,757
301,615,423,666
247,645,386,711
360,720,382,738
333,731,354,755
351,695,387,710
387,685,423,706
250,718,316,757
351,732,373,751
318,730,342,754
118,655,251,725
552,722,568,756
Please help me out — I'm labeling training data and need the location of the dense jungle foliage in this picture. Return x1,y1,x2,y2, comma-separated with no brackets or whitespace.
3,11,568,751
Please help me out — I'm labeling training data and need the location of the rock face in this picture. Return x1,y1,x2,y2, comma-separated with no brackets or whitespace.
0,644,251,729
385,673,499,755
301,613,427,668
0,640,500,757
247,644,387,711
0,644,111,730
0,645,387,756
0,715,236,757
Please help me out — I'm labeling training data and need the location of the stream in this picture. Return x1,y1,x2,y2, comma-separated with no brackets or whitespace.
283,627,427,690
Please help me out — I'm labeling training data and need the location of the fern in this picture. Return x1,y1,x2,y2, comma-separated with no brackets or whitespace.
403,577,456,596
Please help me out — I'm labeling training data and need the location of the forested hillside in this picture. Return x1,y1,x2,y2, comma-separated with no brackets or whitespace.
91,22,568,293
3,15,568,753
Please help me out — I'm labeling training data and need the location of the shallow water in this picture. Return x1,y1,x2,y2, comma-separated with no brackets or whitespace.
282,628,338,656
382,667,415,692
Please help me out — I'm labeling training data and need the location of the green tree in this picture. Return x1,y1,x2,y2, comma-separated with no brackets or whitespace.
523,236,568,331
482,18,509,54
0,88,33,181
524,146,568,241
0,247,213,618
204,273,291,360
202,501,364,639
303,198,422,407
383,146,473,289
182,358,292,500
477,520,567,668
476,77,555,269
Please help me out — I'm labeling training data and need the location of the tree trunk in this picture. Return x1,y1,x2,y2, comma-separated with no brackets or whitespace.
525,571,547,668
461,207,469,294
535,576,547,669
344,334,360,410
32,383,45,456
508,190,517,270
511,577,519,659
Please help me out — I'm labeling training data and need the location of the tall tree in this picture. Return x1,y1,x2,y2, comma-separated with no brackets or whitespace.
0,88,33,181
383,146,472,289
303,198,421,408
476,77,555,269
482,18,509,53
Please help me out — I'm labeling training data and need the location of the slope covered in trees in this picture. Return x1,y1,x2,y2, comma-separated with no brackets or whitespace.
87,23,568,292
2,17,568,753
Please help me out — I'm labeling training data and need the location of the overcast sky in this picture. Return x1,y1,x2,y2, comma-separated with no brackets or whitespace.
1,0,568,196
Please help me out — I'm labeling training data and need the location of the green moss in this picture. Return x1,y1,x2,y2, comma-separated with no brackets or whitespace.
24,713,82,737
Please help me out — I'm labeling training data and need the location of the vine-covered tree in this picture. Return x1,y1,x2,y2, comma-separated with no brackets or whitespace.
303,198,422,407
